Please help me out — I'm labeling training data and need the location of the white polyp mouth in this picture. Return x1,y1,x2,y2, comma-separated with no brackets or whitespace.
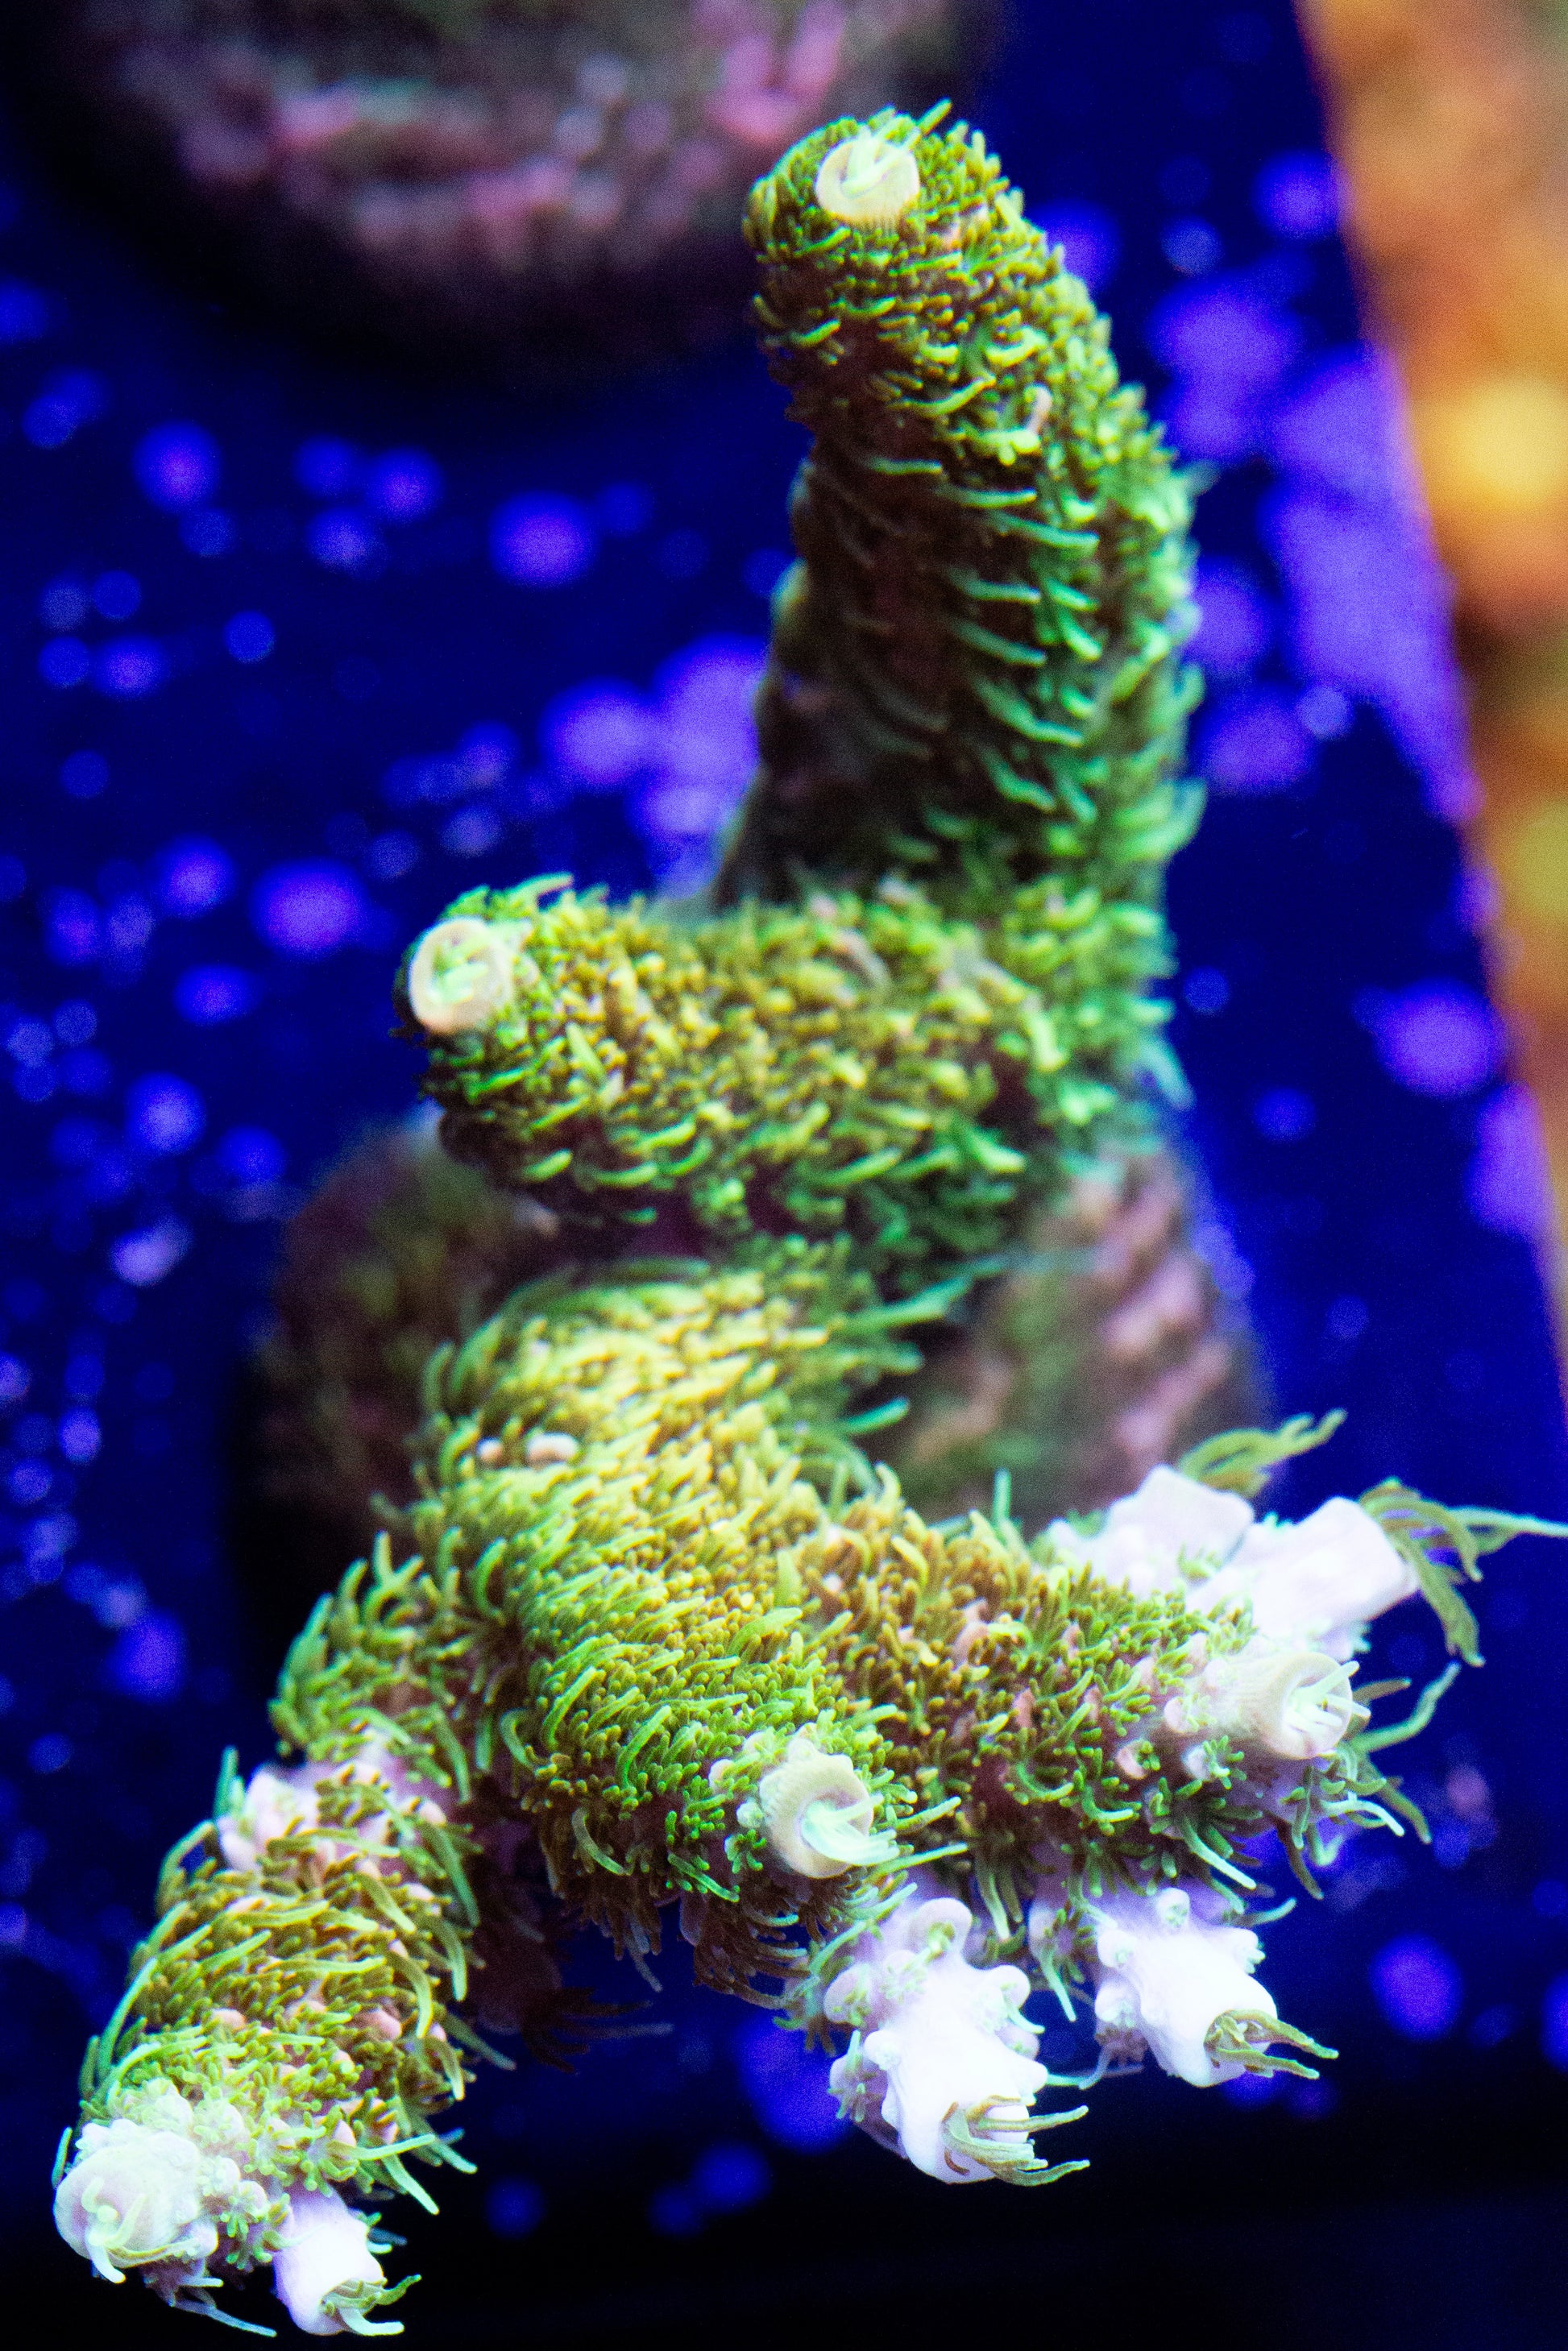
813,133,922,229
797,1791,880,1867
756,1733,890,1878
1278,1659,1361,1756
406,916,516,1036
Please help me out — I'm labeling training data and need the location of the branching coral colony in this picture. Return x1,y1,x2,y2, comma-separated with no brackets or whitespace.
54,106,1567,2336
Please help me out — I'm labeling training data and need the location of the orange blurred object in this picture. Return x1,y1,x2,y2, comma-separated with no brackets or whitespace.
1299,0,1568,1341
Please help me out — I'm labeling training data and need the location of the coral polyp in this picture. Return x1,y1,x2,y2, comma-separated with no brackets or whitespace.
52,105,1564,2336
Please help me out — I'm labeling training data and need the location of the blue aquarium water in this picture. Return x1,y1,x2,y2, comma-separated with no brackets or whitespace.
4,0,1568,2339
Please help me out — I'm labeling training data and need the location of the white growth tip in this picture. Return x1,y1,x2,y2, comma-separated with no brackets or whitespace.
1081,1881,1277,2088
219,1761,321,1872
1068,1465,1255,1600
525,1430,579,1466
1228,1497,1417,1652
274,2187,386,2336
757,1731,887,1878
825,1893,1049,2180
1189,1641,1367,1760
406,916,516,1036
54,2117,224,2283
814,133,922,228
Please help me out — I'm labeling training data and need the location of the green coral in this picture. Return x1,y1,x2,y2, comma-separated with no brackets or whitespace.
56,106,1555,2338
722,105,1201,907
403,873,1168,1291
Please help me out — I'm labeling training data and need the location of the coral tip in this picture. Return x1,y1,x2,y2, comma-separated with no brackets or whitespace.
813,132,921,228
406,917,515,1035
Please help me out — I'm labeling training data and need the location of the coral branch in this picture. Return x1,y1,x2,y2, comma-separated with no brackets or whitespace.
53,103,1568,2336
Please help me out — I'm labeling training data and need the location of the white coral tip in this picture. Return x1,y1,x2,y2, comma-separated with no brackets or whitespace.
826,1894,1047,2181
405,916,516,1037
1197,1644,1366,1760
813,132,922,227
1226,1497,1417,1650
274,2188,386,2337
1076,1466,1255,1599
1086,1884,1275,2088
219,1762,321,1872
54,2121,217,2284
757,1732,885,1878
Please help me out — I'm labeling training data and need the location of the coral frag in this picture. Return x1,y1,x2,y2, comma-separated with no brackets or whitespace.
52,108,1562,2335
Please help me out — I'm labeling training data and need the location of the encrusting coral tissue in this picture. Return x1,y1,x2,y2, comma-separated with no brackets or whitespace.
52,107,1566,2335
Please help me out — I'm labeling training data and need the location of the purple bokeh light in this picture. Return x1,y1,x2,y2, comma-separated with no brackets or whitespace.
1253,1085,1315,1142
1370,1934,1462,2040
251,861,367,956
296,436,359,499
1190,558,1273,676
691,2143,770,2213
154,838,234,918
41,581,88,630
637,636,765,875
174,965,259,1025
733,2012,848,2152
181,509,236,558
1163,218,1222,276
1255,151,1340,240
1033,200,1121,292
39,639,89,690
485,2179,545,2240
1261,355,1476,819
1150,280,1304,463
43,889,102,965
382,725,517,810
648,2183,704,2238
26,369,108,450
595,482,653,536
135,421,220,510
0,276,50,343
1184,967,1230,1015
217,1126,286,1185
455,723,516,788
225,612,275,664
110,1216,191,1287
94,638,168,699
1468,1085,1554,1242
492,494,596,587
1359,985,1503,1099
127,1074,205,1154
93,571,141,621
543,683,655,789
307,509,384,574
107,1610,187,1702
1542,1975,1568,2070
1259,350,1476,818
1222,2070,1278,2108
365,449,442,522
60,751,109,801
1200,686,1313,793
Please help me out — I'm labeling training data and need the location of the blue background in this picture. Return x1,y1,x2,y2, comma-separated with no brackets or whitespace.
5,0,1568,2339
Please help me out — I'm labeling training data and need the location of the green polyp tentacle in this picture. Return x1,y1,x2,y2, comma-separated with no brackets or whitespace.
720,107,1199,913
62,105,1549,2340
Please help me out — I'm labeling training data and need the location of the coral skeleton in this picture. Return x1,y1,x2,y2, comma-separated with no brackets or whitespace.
55,105,1566,2334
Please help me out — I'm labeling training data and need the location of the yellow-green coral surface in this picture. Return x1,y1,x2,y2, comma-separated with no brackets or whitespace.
54,107,1549,2339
